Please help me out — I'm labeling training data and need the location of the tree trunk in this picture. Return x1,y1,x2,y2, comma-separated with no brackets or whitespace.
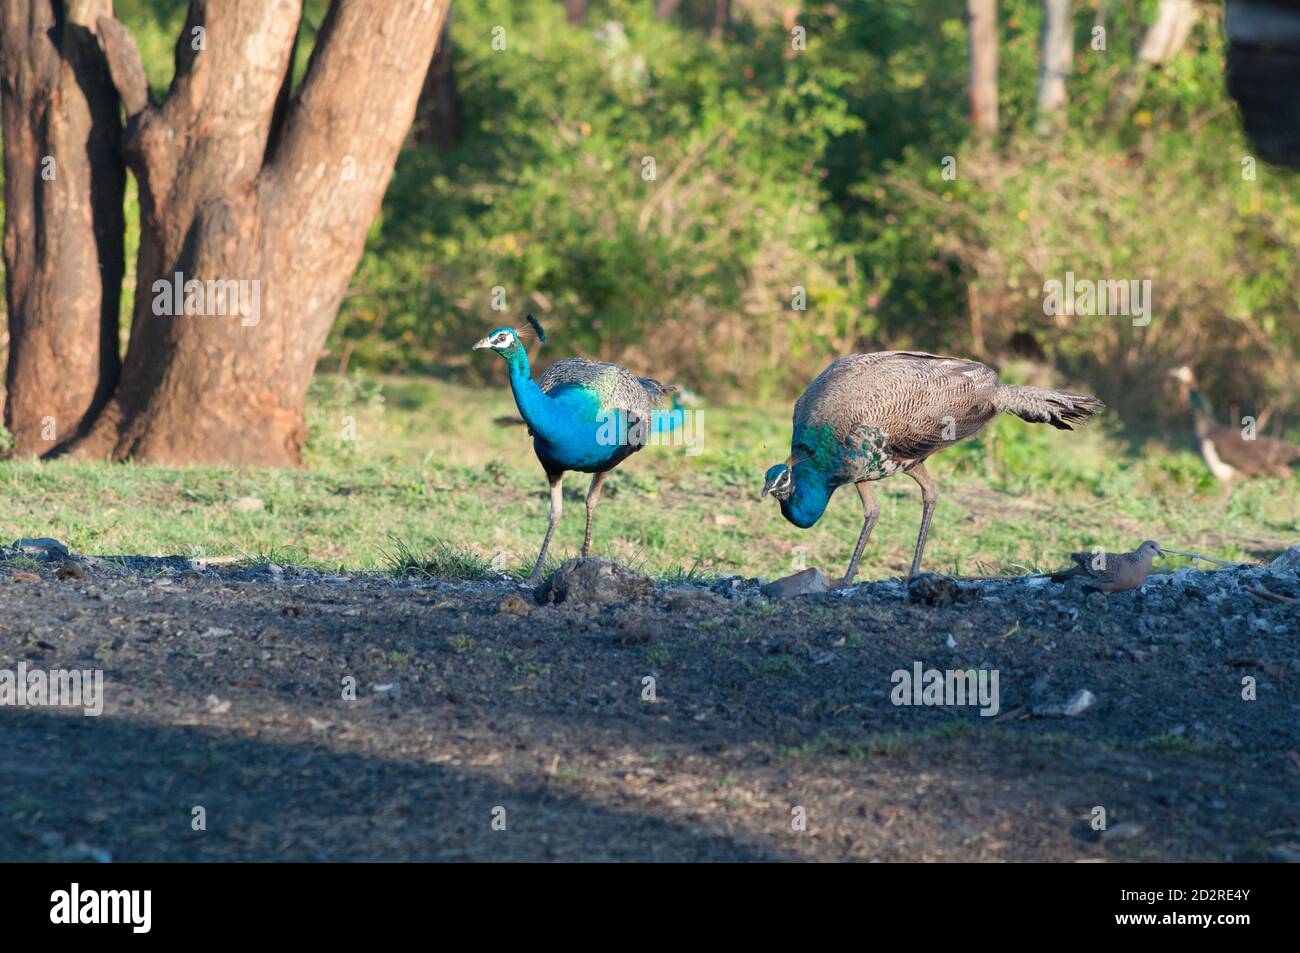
654,0,682,21
0,0,123,456
1137,0,1199,63
967,0,999,136
1109,0,1200,122
1,0,448,466
563,0,590,26
1036,0,1071,131
712,0,732,39
413,13,462,148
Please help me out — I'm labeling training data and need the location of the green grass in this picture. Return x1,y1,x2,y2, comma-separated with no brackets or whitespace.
0,374,1295,579
381,535,499,581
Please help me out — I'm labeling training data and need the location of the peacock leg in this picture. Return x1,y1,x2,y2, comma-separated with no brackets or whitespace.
581,471,608,559
906,462,939,578
839,482,880,587
528,474,564,582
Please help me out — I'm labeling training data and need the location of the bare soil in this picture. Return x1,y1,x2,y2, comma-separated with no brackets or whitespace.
2,551,1297,862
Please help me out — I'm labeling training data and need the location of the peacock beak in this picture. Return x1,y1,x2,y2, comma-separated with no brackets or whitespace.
760,478,776,499
472,337,493,350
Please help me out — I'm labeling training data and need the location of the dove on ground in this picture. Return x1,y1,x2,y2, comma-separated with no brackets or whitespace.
1048,540,1162,594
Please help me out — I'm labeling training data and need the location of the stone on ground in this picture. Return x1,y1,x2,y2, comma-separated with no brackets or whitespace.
534,558,654,606
760,567,830,599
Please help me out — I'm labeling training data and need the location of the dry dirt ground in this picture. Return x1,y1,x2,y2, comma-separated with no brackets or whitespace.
1,547,1298,863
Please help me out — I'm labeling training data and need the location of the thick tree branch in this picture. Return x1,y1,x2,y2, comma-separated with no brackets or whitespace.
96,14,149,118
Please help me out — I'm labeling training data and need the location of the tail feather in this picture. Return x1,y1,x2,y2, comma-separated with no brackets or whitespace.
993,385,1104,430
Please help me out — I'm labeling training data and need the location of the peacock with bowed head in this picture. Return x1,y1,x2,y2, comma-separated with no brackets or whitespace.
762,351,1104,585
474,316,682,581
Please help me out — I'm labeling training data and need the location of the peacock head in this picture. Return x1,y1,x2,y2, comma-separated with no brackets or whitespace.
472,326,523,355
760,463,795,502
473,315,546,361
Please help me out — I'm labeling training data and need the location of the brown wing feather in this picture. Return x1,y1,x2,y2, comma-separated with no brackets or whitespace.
794,352,999,462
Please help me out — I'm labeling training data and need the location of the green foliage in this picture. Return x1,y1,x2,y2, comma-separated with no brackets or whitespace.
333,0,864,393
3,1,1298,435
324,0,1300,425
304,372,387,468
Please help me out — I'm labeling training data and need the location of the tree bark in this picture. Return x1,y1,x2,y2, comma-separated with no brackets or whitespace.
413,13,462,148
0,0,449,466
1036,0,1071,131
967,0,999,136
0,0,123,455
654,0,682,21
712,0,732,39
1109,0,1200,122
563,0,590,26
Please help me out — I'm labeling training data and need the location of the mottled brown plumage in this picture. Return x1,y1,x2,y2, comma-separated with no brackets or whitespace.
795,352,1102,480
1169,366,1300,484
765,351,1105,584
1049,541,1162,594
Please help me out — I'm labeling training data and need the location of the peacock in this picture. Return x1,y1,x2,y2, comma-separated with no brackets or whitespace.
1169,366,1300,486
762,351,1104,585
474,316,682,581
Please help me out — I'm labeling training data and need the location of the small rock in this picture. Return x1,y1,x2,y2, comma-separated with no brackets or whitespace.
61,843,112,863
1100,821,1145,842
13,537,69,560
1062,689,1096,716
535,558,654,606
498,594,531,616
1268,544,1300,575
233,496,265,513
56,560,86,580
1033,688,1096,718
39,832,66,850
205,694,232,715
760,568,830,599
200,626,234,638
1269,844,1300,863
908,573,962,607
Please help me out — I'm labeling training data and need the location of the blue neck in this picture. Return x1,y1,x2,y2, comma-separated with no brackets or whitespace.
780,462,832,528
504,345,555,430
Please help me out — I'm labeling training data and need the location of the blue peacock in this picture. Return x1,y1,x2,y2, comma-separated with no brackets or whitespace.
474,316,683,581
762,351,1104,585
